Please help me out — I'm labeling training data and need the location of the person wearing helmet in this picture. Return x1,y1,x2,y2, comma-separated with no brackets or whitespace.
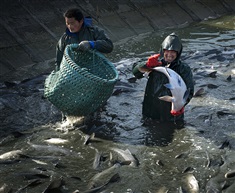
132,33,194,123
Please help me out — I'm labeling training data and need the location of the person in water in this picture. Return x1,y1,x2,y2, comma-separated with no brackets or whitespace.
55,8,113,69
132,33,194,123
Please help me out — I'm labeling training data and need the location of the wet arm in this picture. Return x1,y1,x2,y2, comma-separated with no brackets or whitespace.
132,59,147,79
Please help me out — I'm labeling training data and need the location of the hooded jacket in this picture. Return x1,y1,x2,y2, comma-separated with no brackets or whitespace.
56,17,113,67
132,33,194,122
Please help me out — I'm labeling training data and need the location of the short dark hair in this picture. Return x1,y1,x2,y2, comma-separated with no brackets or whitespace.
64,8,84,22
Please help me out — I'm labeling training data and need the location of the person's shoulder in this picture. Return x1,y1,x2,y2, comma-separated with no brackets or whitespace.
84,17,93,27
84,17,104,31
178,61,192,70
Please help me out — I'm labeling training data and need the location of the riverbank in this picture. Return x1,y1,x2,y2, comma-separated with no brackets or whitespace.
0,0,235,79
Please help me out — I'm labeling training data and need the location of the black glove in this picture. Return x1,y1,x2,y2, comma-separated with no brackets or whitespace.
78,41,91,51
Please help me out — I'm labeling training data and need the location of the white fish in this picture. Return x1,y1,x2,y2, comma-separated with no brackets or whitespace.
111,148,138,167
183,174,199,193
44,138,68,144
152,67,190,114
0,150,22,160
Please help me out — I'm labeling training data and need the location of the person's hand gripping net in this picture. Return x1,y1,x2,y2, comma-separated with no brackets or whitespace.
146,54,162,68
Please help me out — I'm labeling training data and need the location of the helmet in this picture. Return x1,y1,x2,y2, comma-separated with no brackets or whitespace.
160,33,183,60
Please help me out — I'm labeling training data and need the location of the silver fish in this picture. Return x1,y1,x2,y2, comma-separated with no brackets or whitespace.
89,163,121,189
111,148,138,167
44,138,68,144
83,173,120,193
0,150,23,160
152,67,190,113
225,169,235,178
29,142,71,155
182,174,199,193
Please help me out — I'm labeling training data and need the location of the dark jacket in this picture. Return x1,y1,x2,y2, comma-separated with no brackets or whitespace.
132,33,194,122
56,17,113,67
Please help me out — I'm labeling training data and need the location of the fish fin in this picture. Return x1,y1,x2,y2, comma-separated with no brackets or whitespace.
124,149,132,154
183,88,190,103
164,83,174,90
159,96,173,102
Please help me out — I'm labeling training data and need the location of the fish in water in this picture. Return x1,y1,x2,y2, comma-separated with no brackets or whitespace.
0,150,23,160
152,67,190,115
88,163,121,189
182,173,199,193
93,150,106,170
82,173,120,193
44,138,68,144
225,170,235,178
111,148,139,167
28,142,71,155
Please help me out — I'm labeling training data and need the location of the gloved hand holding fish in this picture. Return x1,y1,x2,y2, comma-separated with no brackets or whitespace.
146,54,162,67
138,54,162,74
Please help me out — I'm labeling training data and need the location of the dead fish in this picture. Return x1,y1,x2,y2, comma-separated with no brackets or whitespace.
44,138,68,144
0,150,23,160
43,177,65,193
194,70,217,78
89,163,121,189
22,173,50,180
111,148,139,167
204,49,221,56
93,150,103,170
29,143,71,155
156,160,164,167
216,110,233,117
225,170,235,178
205,150,211,168
193,88,205,97
84,133,95,145
207,84,219,89
183,166,195,174
83,173,120,193
15,179,42,193
219,140,231,149
175,151,190,159
0,159,21,164
182,174,199,193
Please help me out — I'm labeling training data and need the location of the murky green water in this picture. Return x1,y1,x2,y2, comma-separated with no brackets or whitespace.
0,15,235,193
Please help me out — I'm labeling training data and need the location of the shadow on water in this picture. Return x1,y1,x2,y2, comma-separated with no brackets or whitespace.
143,120,185,147
79,114,185,147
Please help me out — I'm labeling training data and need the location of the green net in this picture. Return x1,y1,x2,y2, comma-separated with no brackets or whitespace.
44,44,118,116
